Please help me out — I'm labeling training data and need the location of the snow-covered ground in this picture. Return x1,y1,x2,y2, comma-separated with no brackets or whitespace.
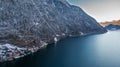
0,43,43,62
0,44,26,50
0,43,28,62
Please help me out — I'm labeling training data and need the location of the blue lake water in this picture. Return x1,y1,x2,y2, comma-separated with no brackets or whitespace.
0,30,120,67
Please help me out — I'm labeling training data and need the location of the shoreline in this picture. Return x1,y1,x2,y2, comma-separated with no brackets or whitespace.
0,31,107,62
0,42,47,62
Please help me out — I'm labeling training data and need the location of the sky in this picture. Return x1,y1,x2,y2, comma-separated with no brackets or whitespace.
67,0,120,22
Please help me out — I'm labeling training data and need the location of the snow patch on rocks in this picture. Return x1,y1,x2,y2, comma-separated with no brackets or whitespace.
0,43,47,62
0,44,27,62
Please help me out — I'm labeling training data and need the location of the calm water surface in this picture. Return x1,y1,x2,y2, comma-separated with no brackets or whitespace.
0,31,120,67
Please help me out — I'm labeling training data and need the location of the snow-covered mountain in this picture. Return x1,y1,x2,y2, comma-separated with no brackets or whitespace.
0,0,106,62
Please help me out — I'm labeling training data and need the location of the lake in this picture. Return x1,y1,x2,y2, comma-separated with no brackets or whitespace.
0,30,120,67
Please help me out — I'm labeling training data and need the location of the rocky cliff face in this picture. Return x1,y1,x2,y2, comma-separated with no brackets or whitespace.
0,0,106,62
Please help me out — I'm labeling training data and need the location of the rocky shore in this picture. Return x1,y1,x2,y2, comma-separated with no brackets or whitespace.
0,31,107,62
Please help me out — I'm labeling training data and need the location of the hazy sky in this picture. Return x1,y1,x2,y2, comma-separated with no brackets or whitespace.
67,0,120,22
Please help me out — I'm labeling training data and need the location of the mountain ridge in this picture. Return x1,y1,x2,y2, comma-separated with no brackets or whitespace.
0,0,106,62
100,20,120,30
101,20,120,26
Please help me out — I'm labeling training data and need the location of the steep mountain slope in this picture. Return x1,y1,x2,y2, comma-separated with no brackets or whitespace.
0,0,106,62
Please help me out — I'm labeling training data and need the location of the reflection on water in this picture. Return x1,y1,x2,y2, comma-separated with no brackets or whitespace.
0,30,120,67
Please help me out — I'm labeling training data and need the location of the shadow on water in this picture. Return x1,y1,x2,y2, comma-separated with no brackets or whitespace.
0,30,120,67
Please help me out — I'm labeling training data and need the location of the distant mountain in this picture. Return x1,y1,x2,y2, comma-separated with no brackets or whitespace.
101,20,120,30
101,20,120,27
105,24,120,30
0,0,106,62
